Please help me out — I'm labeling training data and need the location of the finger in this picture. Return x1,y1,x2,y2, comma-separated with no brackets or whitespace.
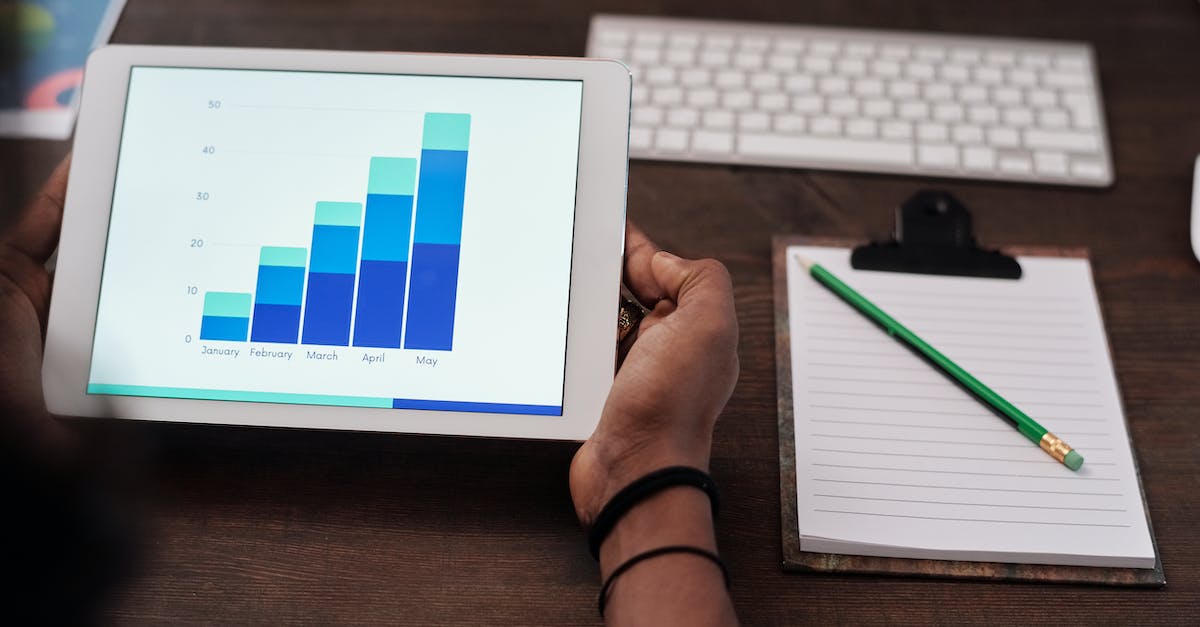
3,154,70,264
648,252,737,337
622,221,668,304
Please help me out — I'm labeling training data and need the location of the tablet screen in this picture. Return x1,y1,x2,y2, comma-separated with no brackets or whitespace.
87,67,583,416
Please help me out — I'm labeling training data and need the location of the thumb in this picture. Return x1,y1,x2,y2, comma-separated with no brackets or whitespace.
649,251,734,312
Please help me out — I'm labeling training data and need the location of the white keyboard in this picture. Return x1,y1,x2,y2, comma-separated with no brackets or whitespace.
587,14,1113,187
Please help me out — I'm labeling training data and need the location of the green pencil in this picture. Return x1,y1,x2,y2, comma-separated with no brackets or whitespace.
795,254,1084,471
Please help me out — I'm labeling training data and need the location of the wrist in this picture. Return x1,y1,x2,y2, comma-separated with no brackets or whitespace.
572,436,711,528
598,486,717,578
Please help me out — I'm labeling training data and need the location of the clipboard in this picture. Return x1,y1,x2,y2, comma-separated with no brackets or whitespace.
773,191,1165,586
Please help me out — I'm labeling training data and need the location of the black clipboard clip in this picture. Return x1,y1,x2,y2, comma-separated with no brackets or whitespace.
851,190,1022,280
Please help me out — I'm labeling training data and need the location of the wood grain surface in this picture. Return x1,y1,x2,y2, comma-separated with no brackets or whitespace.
2,0,1198,623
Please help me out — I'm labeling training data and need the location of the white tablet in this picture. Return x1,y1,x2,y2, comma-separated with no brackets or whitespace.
42,45,631,440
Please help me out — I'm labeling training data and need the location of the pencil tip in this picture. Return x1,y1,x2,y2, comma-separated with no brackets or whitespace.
793,253,813,270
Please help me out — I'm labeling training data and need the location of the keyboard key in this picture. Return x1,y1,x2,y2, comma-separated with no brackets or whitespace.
739,111,771,131
704,33,735,49
1027,88,1057,107
880,43,910,59
829,97,859,115
940,64,970,82
1019,52,1052,68
1055,54,1089,71
845,41,876,57
1008,68,1037,86
596,29,630,46
968,105,999,124
963,146,996,169
915,45,946,62
837,58,868,76
668,32,700,48
1024,129,1100,151
738,35,771,51
846,118,878,138
1034,151,1068,175
881,120,913,140
593,45,626,60
686,88,718,107
631,85,650,105
630,126,653,150
898,101,929,120
722,90,754,109
693,130,734,153
1038,109,1070,128
1070,158,1107,180
784,74,816,93
993,87,1022,105
889,80,919,99
699,49,730,67
871,59,902,77
924,82,954,101
986,49,1017,66
1003,107,1034,127
933,103,965,122
775,38,806,54
702,109,735,129
750,72,781,90
810,116,841,135
734,51,764,69
768,54,799,72
715,70,745,88
863,99,895,117
950,47,982,64
905,61,936,80
631,47,662,64
792,95,823,113
633,31,665,46
666,48,696,65
810,39,840,56
988,126,1020,147
958,85,988,103
633,106,664,126
666,108,701,127
775,114,807,133
952,124,984,144
652,87,684,106
917,122,949,142
738,133,913,164
1043,70,1089,89
680,68,711,87
655,128,689,152
918,144,958,167
998,154,1033,173
975,66,1003,84
853,78,885,97
758,92,789,111
804,56,834,73
818,76,850,95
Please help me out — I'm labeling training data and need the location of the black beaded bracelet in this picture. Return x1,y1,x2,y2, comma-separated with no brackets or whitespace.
598,545,729,618
587,466,719,561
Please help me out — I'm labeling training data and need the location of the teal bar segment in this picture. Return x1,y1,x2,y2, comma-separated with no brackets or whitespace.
259,246,308,268
368,157,417,196
203,292,252,318
422,113,471,151
86,384,394,408
314,201,363,227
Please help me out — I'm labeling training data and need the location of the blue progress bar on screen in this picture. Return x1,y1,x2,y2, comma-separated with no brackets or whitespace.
86,384,562,416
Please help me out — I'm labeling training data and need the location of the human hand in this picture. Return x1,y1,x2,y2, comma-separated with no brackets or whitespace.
569,222,739,527
0,156,71,456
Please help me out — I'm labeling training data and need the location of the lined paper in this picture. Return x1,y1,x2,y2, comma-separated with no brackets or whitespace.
786,246,1155,568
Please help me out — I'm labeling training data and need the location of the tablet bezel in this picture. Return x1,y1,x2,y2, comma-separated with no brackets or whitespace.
42,45,630,441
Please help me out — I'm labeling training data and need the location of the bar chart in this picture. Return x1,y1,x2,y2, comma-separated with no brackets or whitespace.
89,66,584,416
198,112,471,352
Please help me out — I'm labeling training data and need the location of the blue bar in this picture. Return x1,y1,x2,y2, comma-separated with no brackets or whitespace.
200,315,249,341
404,243,460,350
391,397,562,416
302,207,361,346
353,260,409,348
353,192,414,348
251,304,302,343
360,194,414,262
308,225,360,274
412,149,468,245
302,272,356,345
405,145,468,351
254,265,305,306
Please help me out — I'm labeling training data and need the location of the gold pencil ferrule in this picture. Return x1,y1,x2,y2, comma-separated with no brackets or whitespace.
1039,432,1073,463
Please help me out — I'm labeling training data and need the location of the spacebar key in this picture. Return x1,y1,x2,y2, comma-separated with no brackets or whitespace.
738,134,913,166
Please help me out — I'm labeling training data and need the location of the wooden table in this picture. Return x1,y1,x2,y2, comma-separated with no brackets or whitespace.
3,0,1199,623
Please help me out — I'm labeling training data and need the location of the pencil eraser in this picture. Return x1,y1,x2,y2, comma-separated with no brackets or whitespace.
1064,450,1084,471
